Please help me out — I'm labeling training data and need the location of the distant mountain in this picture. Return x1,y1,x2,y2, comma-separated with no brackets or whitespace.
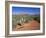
12,13,40,16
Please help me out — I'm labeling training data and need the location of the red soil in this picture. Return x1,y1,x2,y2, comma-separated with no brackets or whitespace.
13,20,40,31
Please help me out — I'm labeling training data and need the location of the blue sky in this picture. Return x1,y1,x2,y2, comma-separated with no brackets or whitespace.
12,7,40,15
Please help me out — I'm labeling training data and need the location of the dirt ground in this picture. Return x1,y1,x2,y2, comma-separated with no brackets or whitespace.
13,20,40,31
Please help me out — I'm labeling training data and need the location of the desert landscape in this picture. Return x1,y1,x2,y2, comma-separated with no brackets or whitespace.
12,7,40,31
12,14,40,31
